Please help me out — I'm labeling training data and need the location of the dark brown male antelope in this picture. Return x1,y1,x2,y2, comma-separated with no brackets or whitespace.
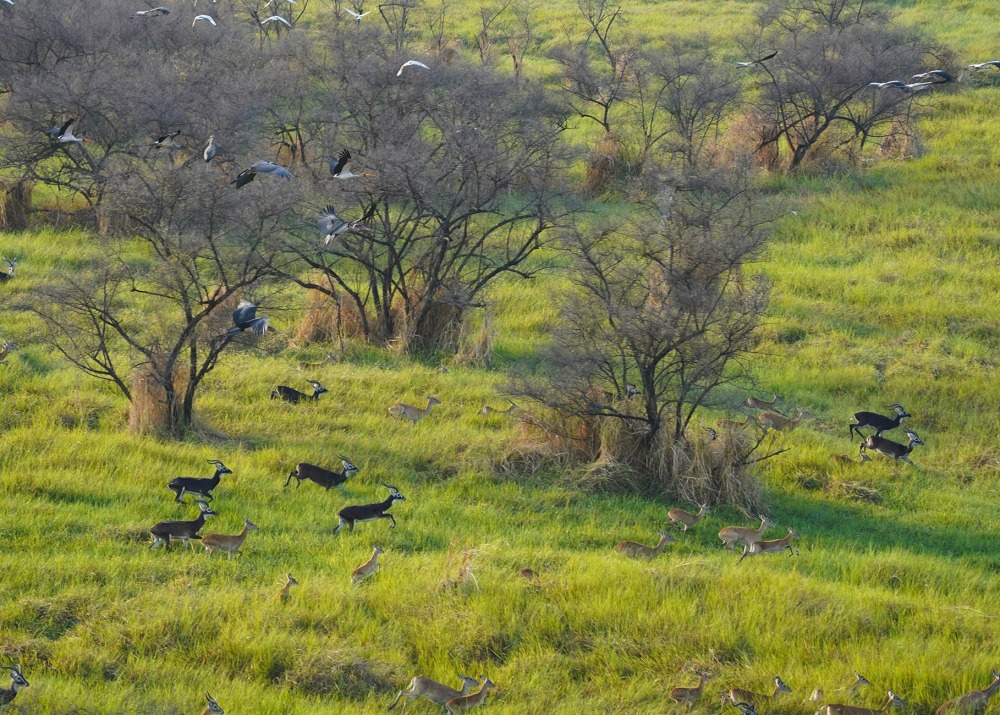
849,404,910,441
0,664,28,706
149,500,217,550
168,460,232,503
284,456,358,491
334,484,406,533
860,430,924,465
272,380,328,403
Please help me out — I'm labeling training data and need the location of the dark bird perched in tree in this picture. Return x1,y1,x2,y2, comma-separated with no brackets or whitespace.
228,300,273,335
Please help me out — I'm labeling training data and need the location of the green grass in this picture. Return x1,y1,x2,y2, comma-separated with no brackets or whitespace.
3,2,1000,714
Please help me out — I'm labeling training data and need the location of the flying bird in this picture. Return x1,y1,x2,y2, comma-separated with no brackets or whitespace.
966,60,1000,71
318,205,370,246
48,118,87,143
1,0,14,6
135,7,170,16
231,160,293,188
734,50,777,68
228,301,273,335
45,118,75,140
867,80,907,90
344,8,371,21
266,0,296,4
260,15,292,27
203,135,217,162
910,69,955,83
397,59,430,76
152,130,181,148
327,148,369,179
868,80,936,93
193,14,217,26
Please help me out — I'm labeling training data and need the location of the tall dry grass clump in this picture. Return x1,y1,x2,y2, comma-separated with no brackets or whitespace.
722,112,782,171
455,309,496,368
0,178,32,231
296,289,340,345
127,363,189,436
877,116,922,161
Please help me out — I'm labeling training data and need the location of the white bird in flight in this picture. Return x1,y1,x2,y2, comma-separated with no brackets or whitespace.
397,60,430,77
193,14,217,26
734,51,777,68
1,0,15,6
260,15,292,27
267,0,296,4
345,8,371,21
318,205,370,246
328,148,371,179
135,7,170,16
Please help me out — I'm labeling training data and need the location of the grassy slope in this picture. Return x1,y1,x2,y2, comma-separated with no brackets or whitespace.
2,1,1000,714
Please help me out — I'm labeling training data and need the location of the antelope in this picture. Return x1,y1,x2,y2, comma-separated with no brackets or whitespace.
811,671,871,702
820,690,906,715
272,380,327,403
201,693,224,715
389,675,481,711
350,545,384,584
732,703,759,715
936,669,1000,715
149,500,217,550
849,404,910,441
0,664,28,706
668,504,710,532
717,416,751,430
389,396,441,424
0,340,14,365
739,528,799,562
284,456,358,491
726,676,792,707
613,531,675,559
167,459,232,503
201,518,259,559
758,408,812,431
833,453,873,465
860,430,924,466
719,515,774,552
334,484,406,533
480,400,518,416
273,573,299,603
670,673,713,711
445,677,495,714
0,258,16,283
296,353,338,371
745,393,782,410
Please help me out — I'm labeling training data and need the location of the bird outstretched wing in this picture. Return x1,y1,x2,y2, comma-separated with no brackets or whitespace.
232,168,256,189
329,148,351,177
318,205,348,239
251,160,293,178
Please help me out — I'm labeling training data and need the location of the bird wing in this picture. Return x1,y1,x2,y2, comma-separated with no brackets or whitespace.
345,8,360,17
318,205,347,237
232,301,258,326
397,60,430,76
754,50,778,63
329,148,351,176
232,168,256,188
246,316,271,335
194,14,217,25
251,160,293,178
57,118,75,137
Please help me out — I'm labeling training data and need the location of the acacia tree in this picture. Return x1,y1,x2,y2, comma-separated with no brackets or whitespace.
742,0,939,170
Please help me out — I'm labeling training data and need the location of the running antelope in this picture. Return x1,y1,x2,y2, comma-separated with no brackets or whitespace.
334,484,406,533
149,500,217,550
0,340,14,365
388,674,480,711
201,518,259,559
0,258,16,284
668,504,710,532
201,693,224,715
0,664,28,707
833,453,873,465
350,545,384,584
719,515,774,552
274,573,299,603
811,672,871,702
849,404,910,441
284,456,358,491
670,673,713,711
739,528,799,562
820,690,906,715
726,676,792,707
745,393,782,410
272,380,328,404
389,396,441,424
758,408,812,431
860,430,924,466
167,459,232,503
445,677,495,714
613,531,675,559
936,669,999,715
717,416,751,430
480,400,518,416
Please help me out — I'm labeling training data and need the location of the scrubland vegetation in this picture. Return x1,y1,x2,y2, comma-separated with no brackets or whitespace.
0,0,999,713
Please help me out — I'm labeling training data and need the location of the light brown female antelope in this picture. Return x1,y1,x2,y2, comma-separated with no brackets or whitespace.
273,573,299,603
719,516,773,552
739,528,799,562
936,669,999,715
668,504,710,532
670,673,713,711
388,674,480,711
717,416,751,430
201,518,259,559
820,690,906,715
726,676,792,707
811,671,871,702
445,677,495,714
613,531,675,559
758,408,812,431
389,396,441,424
745,393,782,410
350,545,384,584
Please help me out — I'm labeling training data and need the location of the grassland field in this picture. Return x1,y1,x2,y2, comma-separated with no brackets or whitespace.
1,0,1000,713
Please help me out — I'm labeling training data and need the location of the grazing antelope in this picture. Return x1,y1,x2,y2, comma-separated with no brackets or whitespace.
0,664,28,706
860,430,924,466
668,504,710,532
272,380,327,403
389,396,441,424
201,693,224,715
389,674,480,711
719,515,774,551
480,400,518,416
613,531,675,559
758,408,812,431
0,258,16,283
936,669,1000,715
717,416,751,430
811,672,871,703
745,393,782,410
445,677,495,714
670,673,713,711
274,573,299,603
284,456,358,491
350,545,384,584
849,404,910,441
820,690,906,715
726,676,792,707
167,459,232,503
201,518,259,559
334,484,406,533
739,528,799,562
149,500,217,550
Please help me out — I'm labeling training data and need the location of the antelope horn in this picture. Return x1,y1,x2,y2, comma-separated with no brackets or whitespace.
381,483,400,491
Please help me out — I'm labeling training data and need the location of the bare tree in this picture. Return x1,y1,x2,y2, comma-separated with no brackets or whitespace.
742,0,940,170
